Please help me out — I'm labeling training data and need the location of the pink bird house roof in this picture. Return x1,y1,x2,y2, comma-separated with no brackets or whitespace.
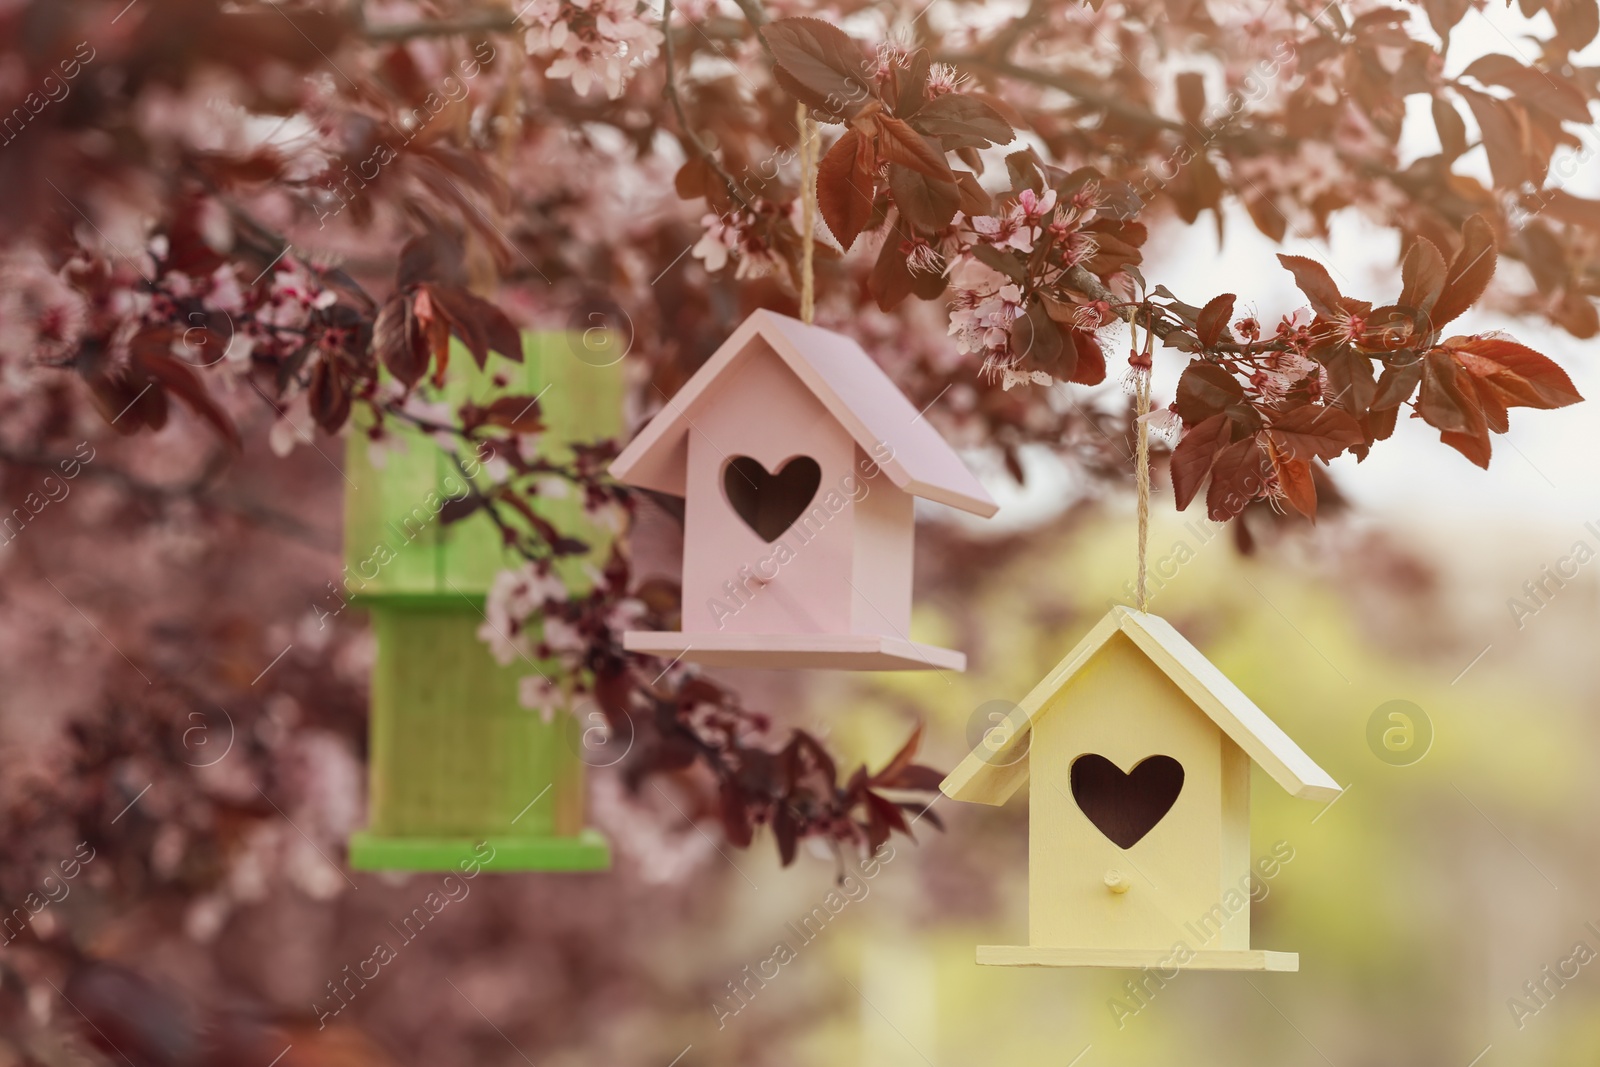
610,309,998,517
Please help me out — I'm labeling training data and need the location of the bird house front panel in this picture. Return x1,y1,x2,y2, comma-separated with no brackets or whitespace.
1028,632,1252,952
680,337,860,636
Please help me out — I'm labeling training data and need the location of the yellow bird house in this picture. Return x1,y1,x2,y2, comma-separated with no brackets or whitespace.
941,606,1341,972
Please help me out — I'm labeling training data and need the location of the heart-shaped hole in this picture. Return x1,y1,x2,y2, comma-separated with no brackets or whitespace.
1070,754,1184,849
722,456,822,542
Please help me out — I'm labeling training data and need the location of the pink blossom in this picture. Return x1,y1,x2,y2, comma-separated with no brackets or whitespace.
480,563,570,665
948,281,1026,378
871,41,913,83
925,62,967,98
691,209,784,279
900,236,945,275
518,674,565,723
522,0,663,100
1251,349,1321,403
1140,404,1185,445
0,252,89,365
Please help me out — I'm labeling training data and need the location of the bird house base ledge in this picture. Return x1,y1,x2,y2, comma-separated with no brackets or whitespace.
623,631,966,671
976,946,1299,971
349,830,610,873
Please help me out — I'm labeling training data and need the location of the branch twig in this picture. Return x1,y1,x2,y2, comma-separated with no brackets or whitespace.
663,0,755,212
362,11,518,41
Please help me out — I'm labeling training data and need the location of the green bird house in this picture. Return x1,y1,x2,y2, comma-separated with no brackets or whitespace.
342,331,620,872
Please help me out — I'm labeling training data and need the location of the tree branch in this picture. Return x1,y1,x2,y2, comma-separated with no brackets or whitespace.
663,0,755,212
362,11,518,41
0,448,335,550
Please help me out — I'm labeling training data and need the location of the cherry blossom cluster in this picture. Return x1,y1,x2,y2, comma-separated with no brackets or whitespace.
521,0,665,100
944,186,1107,386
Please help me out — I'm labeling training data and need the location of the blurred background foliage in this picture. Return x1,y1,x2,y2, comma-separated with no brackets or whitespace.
13,453,1599,1066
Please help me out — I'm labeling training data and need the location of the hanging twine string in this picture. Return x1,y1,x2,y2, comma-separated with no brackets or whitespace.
796,101,818,325
1130,306,1154,613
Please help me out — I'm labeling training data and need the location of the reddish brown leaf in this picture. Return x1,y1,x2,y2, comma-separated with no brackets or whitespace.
1552,289,1600,338
873,115,954,181
1206,435,1270,521
1009,301,1067,377
1170,412,1232,511
1432,96,1469,160
1276,254,1345,317
865,792,912,842
887,163,959,232
969,242,1025,282
953,170,992,216
771,63,838,116
1176,71,1207,128
1419,350,1479,433
1422,0,1471,38
1432,214,1498,328
429,285,524,368
1551,0,1600,50
307,358,350,434
1399,237,1448,317
761,18,871,117
1267,404,1363,462
374,295,428,388
1320,346,1378,417
870,722,924,786
397,231,467,288
480,395,547,433
1464,55,1591,123
674,156,715,199
1276,454,1318,520
1066,329,1106,386
817,129,876,250
1440,427,1493,468
893,49,931,119
131,348,242,449
1449,337,1584,408
1372,355,1424,408
912,93,1014,149
719,781,754,849
1196,294,1236,348
773,803,799,866
1461,369,1510,433
1175,361,1244,423
1538,189,1600,233
887,765,945,792
869,229,914,310
868,226,946,310
1459,88,1530,191
1244,192,1288,242
412,286,452,377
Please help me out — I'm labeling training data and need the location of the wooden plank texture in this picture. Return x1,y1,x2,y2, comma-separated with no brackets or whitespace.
976,946,1299,971
366,603,585,840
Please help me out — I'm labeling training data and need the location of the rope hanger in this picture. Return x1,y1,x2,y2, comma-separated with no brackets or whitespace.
796,101,818,326
1130,308,1154,613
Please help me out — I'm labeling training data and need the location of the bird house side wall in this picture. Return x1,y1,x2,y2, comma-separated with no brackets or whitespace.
1028,633,1248,952
679,339,859,636
849,444,914,636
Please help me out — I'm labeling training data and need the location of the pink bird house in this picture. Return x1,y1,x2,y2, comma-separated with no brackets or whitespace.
610,309,998,671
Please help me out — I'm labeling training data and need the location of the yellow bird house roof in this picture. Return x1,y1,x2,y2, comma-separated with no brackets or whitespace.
941,606,1342,806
